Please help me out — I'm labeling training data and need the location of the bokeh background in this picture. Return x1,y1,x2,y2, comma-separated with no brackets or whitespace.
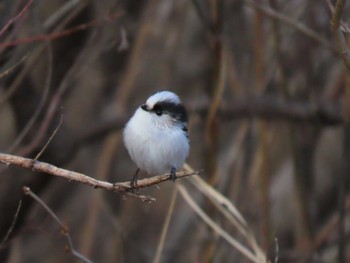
0,0,349,262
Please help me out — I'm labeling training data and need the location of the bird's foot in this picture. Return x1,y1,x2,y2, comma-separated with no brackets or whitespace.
130,168,140,192
169,167,177,182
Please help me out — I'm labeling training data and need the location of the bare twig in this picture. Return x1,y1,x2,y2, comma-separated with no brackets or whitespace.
177,184,265,263
185,171,247,226
0,153,200,202
7,44,52,153
314,195,350,249
0,0,87,108
0,0,33,38
0,200,22,248
0,11,124,48
252,0,272,249
244,0,336,52
153,187,178,263
257,0,313,252
0,54,28,79
43,0,83,30
330,0,350,72
34,114,63,161
326,0,350,34
183,163,266,259
329,1,350,262
17,29,101,156
22,186,93,263
190,96,343,125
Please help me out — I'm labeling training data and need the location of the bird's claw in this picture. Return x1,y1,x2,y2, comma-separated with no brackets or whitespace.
170,167,177,182
130,176,138,192
130,168,140,192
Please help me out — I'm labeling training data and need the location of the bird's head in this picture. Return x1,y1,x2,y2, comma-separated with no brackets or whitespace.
139,91,188,129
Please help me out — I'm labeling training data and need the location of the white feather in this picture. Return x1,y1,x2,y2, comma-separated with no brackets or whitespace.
123,91,189,175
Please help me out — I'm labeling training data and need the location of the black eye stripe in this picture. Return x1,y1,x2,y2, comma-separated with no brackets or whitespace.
151,101,188,123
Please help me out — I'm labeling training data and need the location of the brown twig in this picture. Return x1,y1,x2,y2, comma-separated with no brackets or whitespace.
22,186,93,263
0,0,90,109
190,96,343,125
0,54,28,79
177,184,265,263
330,1,350,262
0,153,200,202
0,0,33,38
330,0,350,72
153,187,178,263
182,164,267,262
326,0,350,34
7,44,52,153
245,0,336,52
314,195,350,249
0,200,22,248
17,29,100,156
0,11,124,48
252,0,271,250
34,114,63,161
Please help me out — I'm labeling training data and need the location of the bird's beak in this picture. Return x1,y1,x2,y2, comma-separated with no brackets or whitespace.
140,104,149,111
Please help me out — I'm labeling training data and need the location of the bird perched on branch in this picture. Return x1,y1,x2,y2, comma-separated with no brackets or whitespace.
123,91,190,189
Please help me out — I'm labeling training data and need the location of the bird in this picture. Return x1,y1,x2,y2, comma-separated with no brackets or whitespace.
123,91,190,189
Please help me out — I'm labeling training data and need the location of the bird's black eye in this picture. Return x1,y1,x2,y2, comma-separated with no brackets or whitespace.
153,104,163,116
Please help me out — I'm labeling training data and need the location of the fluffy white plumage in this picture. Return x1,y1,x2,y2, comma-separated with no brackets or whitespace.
145,90,181,108
123,91,189,176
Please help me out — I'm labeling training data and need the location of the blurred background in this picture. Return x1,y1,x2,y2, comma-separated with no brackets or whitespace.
0,0,349,262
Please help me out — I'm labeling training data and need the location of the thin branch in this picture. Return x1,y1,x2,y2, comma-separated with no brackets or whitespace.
34,114,63,161
190,96,343,125
330,1,350,262
183,164,266,259
7,44,52,153
0,11,124,49
0,54,28,79
0,200,22,248
0,0,33,38
177,184,264,263
0,153,200,202
22,186,93,263
331,0,346,30
153,187,178,263
326,0,350,34
79,96,343,150
244,0,336,53
43,0,83,30
314,195,350,249
17,28,102,156
0,0,88,108
330,0,350,72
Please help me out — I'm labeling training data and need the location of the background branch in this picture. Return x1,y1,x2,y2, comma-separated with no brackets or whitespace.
330,0,349,262
245,0,336,52
22,186,93,263
77,96,343,149
193,97,342,124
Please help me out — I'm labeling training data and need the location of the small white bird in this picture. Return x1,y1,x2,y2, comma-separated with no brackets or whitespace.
123,91,190,188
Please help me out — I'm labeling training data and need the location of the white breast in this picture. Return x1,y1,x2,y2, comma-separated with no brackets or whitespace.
123,108,189,175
